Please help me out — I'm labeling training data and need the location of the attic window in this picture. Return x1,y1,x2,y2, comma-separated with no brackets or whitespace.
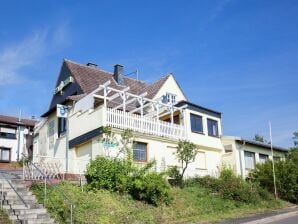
166,93,176,104
54,76,74,95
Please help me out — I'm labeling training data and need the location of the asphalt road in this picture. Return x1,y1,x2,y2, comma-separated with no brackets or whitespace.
268,214,298,224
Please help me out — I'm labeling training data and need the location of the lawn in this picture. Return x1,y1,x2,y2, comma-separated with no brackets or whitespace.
30,181,291,224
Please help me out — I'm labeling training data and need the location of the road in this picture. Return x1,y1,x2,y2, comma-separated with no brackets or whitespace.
268,214,298,224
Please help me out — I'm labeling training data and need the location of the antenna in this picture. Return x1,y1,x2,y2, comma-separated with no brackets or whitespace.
125,70,139,81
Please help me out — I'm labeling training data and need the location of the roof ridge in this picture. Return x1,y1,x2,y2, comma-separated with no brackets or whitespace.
149,73,171,86
64,58,113,75
0,114,36,121
64,59,147,84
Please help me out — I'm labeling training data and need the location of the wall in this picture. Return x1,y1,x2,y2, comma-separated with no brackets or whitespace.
153,75,187,102
185,109,224,151
221,137,287,178
0,126,28,162
65,129,222,177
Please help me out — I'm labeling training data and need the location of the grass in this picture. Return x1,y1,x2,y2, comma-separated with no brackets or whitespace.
0,209,11,224
30,181,291,224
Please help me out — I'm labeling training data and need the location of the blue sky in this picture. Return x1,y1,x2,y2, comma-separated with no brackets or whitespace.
0,0,297,147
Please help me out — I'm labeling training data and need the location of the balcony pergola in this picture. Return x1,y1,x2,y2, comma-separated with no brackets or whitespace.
89,81,187,140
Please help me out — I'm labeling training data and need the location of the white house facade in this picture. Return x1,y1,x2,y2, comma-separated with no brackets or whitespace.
33,59,225,177
0,115,36,163
221,136,288,178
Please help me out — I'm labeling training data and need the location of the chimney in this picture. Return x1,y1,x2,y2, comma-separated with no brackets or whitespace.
86,62,97,68
113,64,124,85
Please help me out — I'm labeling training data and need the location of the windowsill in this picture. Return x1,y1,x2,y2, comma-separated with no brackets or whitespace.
208,134,220,138
58,132,67,138
195,167,207,170
0,160,10,163
191,131,205,135
134,160,148,164
0,137,17,140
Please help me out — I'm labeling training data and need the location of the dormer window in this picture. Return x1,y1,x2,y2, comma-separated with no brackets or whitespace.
166,93,176,104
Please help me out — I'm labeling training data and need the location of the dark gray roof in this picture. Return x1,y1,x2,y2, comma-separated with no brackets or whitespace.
236,138,288,152
176,101,222,118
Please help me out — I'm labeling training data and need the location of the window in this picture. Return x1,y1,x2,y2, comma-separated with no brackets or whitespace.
133,142,147,162
166,93,176,104
58,117,67,137
0,147,11,162
190,114,203,133
0,132,16,139
197,151,206,169
0,127,16,139
273,156,281,161
259,154,269,164
244,151,256,170
207,119,219,137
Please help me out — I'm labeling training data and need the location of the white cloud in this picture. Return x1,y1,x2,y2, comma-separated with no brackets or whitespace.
0,31,47,85
0,22,70,86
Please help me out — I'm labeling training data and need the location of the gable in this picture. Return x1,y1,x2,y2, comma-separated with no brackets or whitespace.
42,62,83,117
152,75,187,102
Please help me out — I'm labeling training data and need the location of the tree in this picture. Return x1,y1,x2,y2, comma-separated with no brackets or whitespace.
175,140,197,182
293,132,298,146
253,134,267,143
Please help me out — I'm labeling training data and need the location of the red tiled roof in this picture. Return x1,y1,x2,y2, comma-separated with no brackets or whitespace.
64,59,171,100
0,115,37,127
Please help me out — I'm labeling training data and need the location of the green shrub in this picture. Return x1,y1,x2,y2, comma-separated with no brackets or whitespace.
85,156,134,193
250,149,298,204
85,156,172,206
130,172,172,206
185,168,272,204
167,166,182,187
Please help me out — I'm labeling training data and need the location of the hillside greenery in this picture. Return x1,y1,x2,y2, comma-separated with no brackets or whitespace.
31,174,290,224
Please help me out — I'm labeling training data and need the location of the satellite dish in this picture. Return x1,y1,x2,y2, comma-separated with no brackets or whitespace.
23,128,29,135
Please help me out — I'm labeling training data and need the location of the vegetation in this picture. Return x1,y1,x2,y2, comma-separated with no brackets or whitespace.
250,148,298,204
174,140,197,185
253,134,266,143
31,179,289,224
85,156,171,206
0,209,11,224
186,168,272,204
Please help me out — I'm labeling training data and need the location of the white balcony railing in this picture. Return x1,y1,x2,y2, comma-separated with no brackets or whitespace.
106,108,186,140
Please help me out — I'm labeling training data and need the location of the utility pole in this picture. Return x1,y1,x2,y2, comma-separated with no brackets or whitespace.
269,121,278,199
17,109,22,161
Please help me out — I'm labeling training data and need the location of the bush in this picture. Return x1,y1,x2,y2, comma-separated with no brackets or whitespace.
250,149,298,203
130,172,172,206
167,166,182,187
185,168,272,204
85,156,134,193
85,156,171,206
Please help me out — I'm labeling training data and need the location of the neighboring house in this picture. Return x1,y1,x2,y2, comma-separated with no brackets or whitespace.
221,136,288,178
33,59,224,177
0,115,36,163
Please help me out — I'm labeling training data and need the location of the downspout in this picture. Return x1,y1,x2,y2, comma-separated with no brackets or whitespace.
238,140,245,178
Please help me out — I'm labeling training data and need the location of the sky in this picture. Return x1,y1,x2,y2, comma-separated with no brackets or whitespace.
0,0,297,147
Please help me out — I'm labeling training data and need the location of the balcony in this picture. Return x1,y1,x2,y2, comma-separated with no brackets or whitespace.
106,108,186,140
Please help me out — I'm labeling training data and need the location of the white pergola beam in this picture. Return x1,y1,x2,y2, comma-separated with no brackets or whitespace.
112,91,147,111
108,86,130,101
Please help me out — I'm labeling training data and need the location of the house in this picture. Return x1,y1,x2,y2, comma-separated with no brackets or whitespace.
33,59,224,177
0,114,36,163
221,136,288,178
